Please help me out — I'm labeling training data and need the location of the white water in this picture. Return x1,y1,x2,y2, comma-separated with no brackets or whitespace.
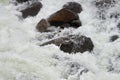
0,0,120,80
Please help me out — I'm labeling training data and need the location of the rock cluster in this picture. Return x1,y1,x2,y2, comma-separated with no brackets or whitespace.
36,2,82,32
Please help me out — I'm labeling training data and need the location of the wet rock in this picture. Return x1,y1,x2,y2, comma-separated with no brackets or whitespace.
117,23,120,30
16,0,29,3
63,2,82,13
20,2,42,18
60,41,74,53
94,0,115,8
40,37,70,46
41,35,94,53
70,20,81,28
36,19,50,32
47,8,81,28
110,35,119,42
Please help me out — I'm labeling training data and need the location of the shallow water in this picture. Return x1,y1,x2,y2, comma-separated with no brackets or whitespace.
0,0,120,80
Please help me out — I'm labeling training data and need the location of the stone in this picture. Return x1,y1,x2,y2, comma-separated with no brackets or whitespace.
110,35,119,42
36,19,50,32
41,35,94,53
20,2,42,18
40,37,70,46
70,20,81,28
60,35,94,53
63,2,82,13
16,0,29,3
47,8,80,28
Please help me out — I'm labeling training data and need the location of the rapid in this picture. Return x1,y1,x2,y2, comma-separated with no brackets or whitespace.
0,0,120,80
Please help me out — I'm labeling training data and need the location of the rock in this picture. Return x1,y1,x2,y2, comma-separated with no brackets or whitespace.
117,23,120,30
60,35,94,53
60,41,74,53
20,2,42,18
16,0,29,3
36,19,50,32
94,0,115,8
41,37,70,46
63,2,82,13
47,8,81,28
110,35,119,42
70,20,81,28
41,35,94,53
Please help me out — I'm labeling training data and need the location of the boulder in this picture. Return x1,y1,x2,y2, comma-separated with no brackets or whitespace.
110,35,119,42
20,2,42,18
36,19,50,32
40,35,94,53
47,8,81,28
63,2,82,13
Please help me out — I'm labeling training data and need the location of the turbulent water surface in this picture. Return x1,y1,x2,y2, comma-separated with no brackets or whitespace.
0,0,120,80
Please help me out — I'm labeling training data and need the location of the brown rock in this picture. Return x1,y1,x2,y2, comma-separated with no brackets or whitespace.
47,8,80,28
63,2,82,13
20,2,42,18
36,19,50,32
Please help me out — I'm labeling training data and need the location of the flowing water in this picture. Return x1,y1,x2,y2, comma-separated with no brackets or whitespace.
0,0,120,80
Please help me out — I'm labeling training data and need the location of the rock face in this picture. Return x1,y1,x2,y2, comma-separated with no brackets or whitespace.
47,8,81,28
41,35,94,53
36,19,50,32
21,2,42,18
63,2,82,13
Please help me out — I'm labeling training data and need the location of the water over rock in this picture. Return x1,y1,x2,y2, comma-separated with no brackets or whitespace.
41,35,94,53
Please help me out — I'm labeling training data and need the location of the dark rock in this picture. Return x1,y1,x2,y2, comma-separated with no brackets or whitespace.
16,0,29,3
47,8,81,28
60,35,94,53
117,23,120,30
110,35,119,42
94,0,115,8
36,19,50,32
110,13,120,19
60,23,71,28
41,35,94,53
63,2,82,13
60,41,74,53
70,20,81,28
20,2,42,18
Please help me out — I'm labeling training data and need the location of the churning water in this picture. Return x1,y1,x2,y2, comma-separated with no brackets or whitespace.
0,0,120,80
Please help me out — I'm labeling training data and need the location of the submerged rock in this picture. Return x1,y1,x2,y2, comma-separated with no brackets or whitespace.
20,2,42,18
36,19,50,32
41,35,94,53
47,8,81,28
63,2,82,13
95,0,115,8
